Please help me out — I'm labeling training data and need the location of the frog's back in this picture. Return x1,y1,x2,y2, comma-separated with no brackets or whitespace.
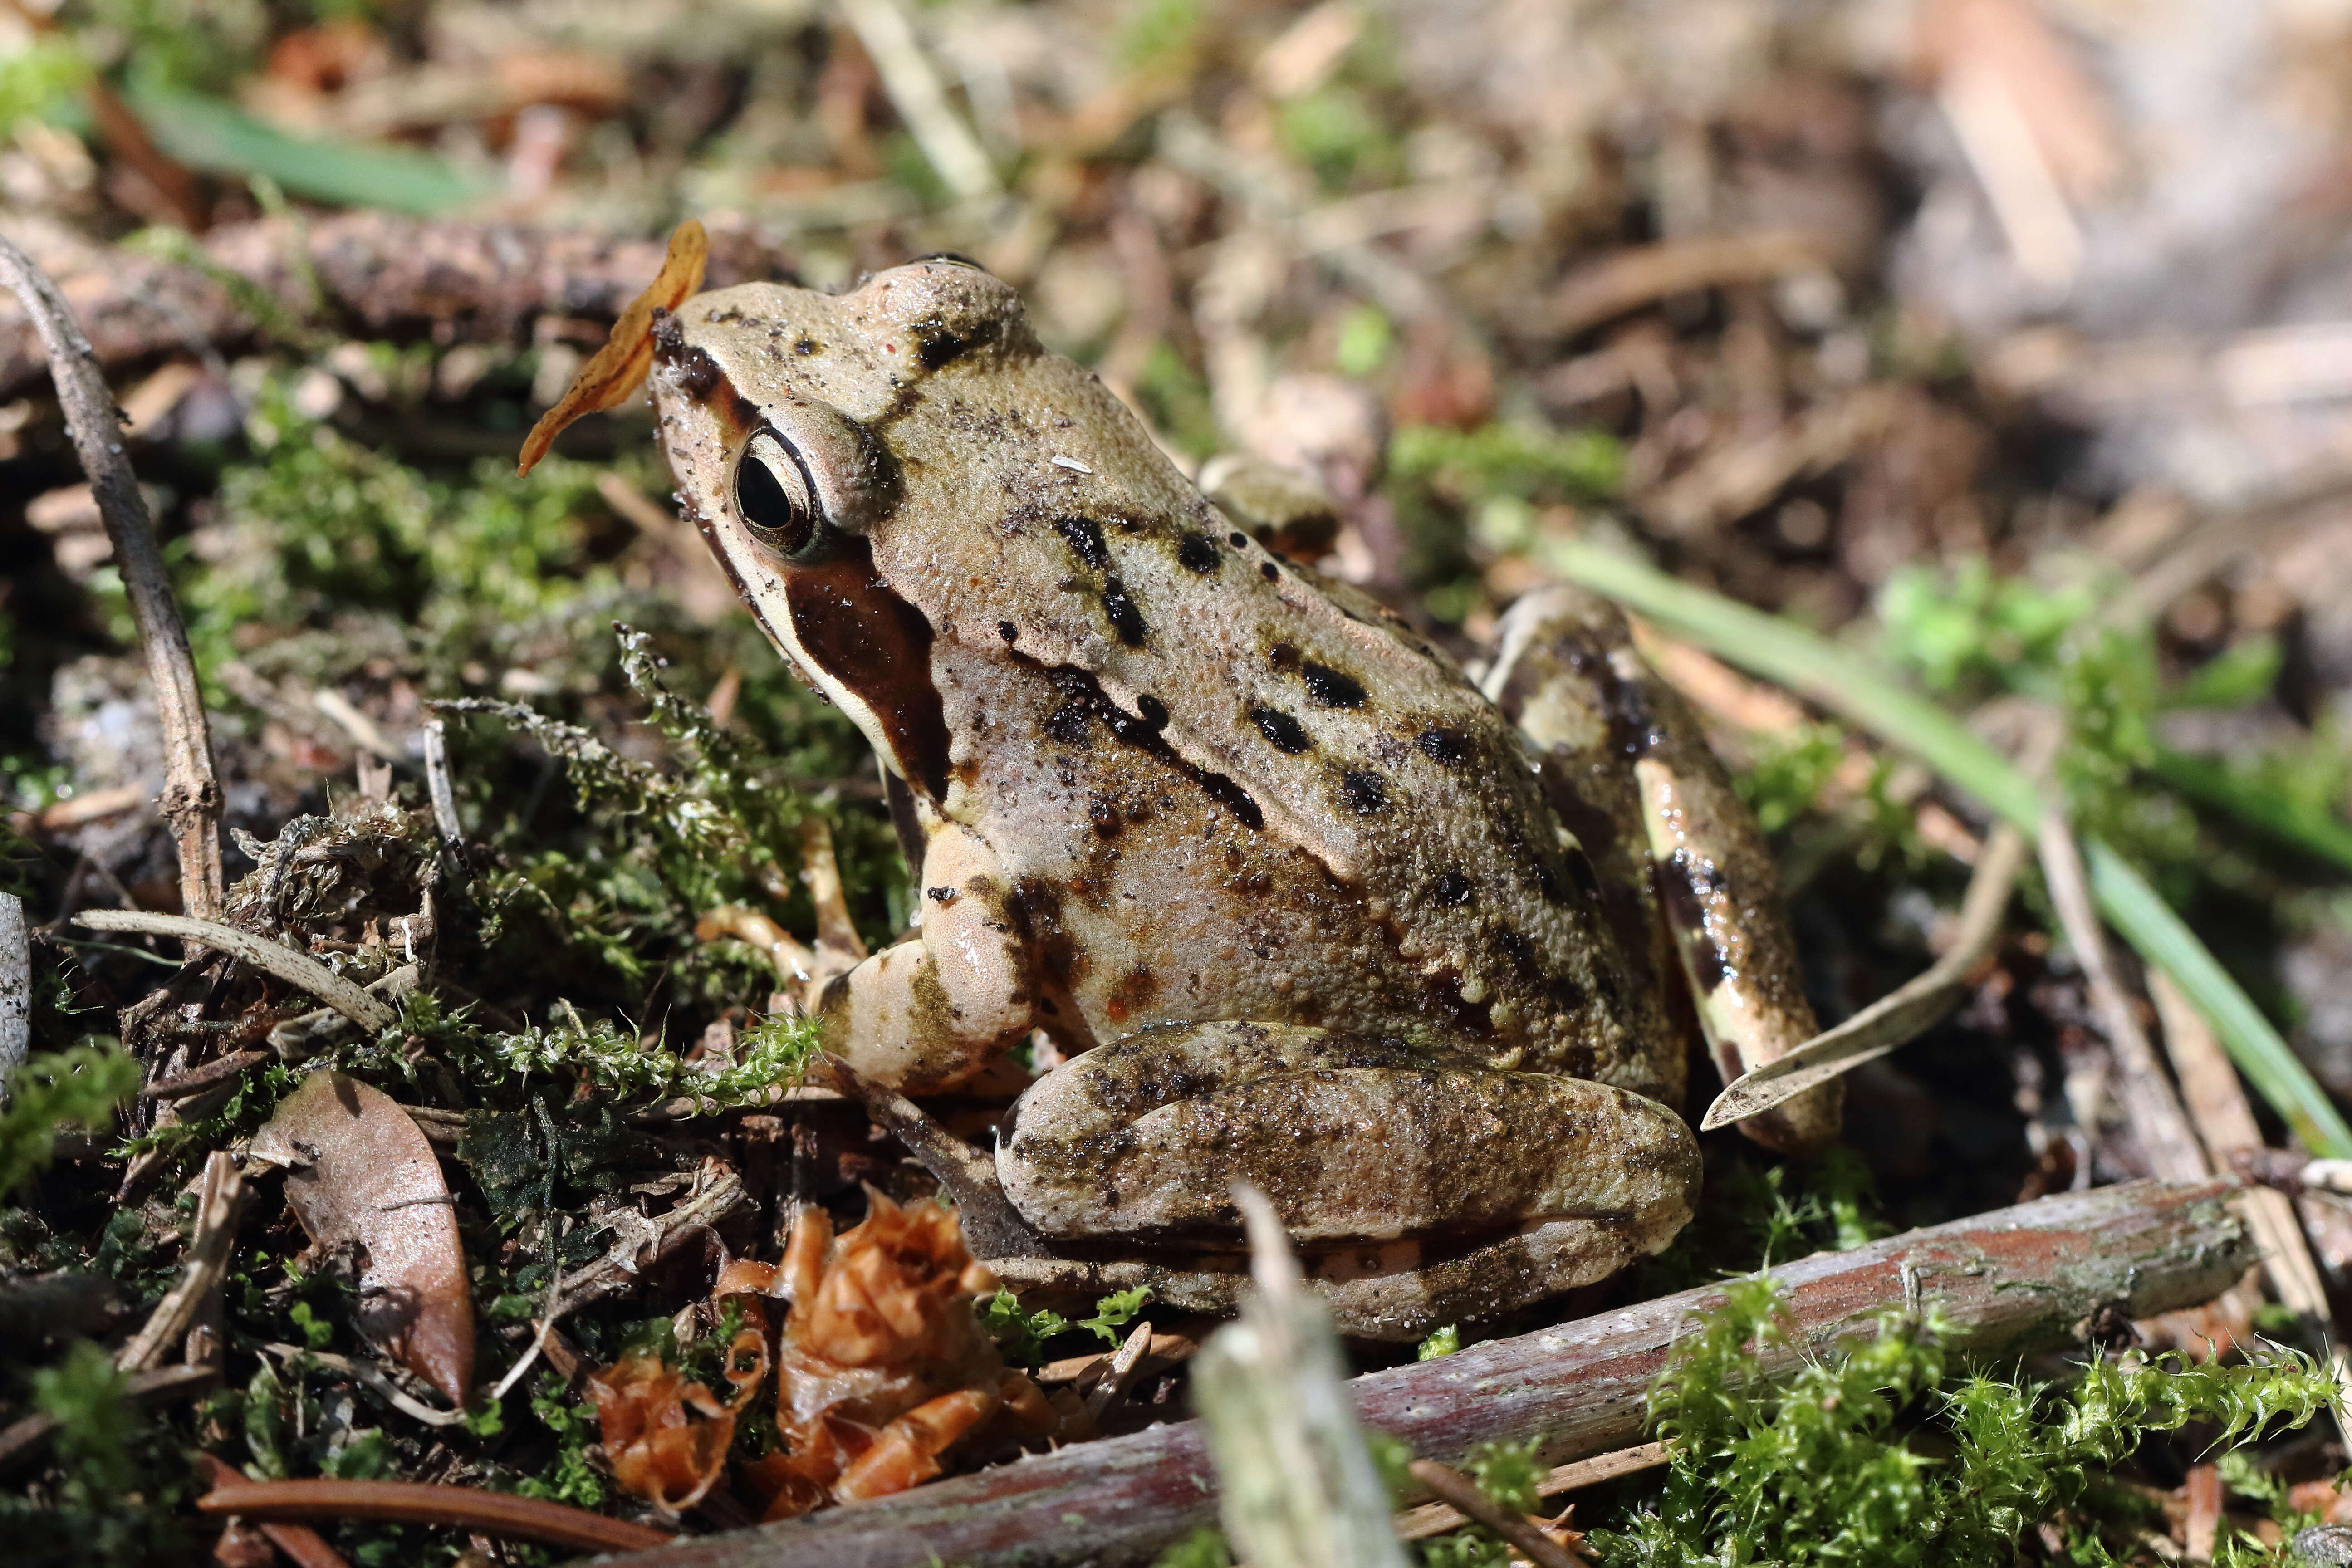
658,262,1675,1097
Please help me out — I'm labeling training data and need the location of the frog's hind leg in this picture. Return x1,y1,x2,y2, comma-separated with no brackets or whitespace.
1486,583,1840,1155
995,1021,1700,1337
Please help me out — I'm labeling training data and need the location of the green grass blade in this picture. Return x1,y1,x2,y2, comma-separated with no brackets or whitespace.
2086,842,2352,1156
2151,748,2352,876
126,86,487,214
1546,541,2042,829
1546,537,2352,1159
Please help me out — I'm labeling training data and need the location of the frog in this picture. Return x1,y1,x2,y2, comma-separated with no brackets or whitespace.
523,230,1838,1339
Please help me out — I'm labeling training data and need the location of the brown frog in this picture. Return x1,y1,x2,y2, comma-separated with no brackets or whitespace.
525,230,1837,1339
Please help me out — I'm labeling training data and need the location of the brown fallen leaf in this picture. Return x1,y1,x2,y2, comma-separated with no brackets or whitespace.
252,1073,474,1406
515,218,708,476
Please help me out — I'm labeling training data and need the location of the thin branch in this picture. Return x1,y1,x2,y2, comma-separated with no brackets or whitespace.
74,911,395,1034
194,1476,671,1555
0,234,222,923
117,1150,246,1372
0,892,25,1090
1395,1444,1668,1542
836,0,1001,203
0,1363,216,1475
596,1179,2252,1568
2151,968,2352,1443
2038,808,2210,1183
1404,1459,1587,1568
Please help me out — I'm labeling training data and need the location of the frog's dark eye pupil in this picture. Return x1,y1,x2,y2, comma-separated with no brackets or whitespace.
734,433,816,555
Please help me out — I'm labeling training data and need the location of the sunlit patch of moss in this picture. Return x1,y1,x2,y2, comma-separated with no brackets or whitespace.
1278,85,1402,193
1391,422,1624,508
1582,1278,2341,1565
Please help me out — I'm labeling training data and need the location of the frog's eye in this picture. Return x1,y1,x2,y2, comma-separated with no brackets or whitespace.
733,431,820,556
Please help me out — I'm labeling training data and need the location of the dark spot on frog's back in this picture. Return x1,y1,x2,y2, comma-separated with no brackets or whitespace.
1301,661,1366,709
784,534,952,800
1339,769,1389,814
1054,517,1110,569
1101,577,1149,647
794,337,820,355
1417,727,1471,766
1250,707,1312,754
912,313,1001,371
1177,532,1220,574
1430,870,1475,906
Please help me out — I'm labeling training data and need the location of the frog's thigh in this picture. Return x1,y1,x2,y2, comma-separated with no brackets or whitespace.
998,1021,1697,1254
815,823,1036,1093
1489,583,1840,1155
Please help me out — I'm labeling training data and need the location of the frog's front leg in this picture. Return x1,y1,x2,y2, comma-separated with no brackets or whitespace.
1488,583,1839,1155
998,1022,1699,1284
813,821,1038,1093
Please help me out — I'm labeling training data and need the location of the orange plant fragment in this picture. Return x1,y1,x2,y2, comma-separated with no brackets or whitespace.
515,218,708,476
588,1320,767,1515
747,1193,1084,1521
589,1192,1082,1521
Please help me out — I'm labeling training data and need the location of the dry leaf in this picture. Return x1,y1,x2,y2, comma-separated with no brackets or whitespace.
252,1072,475,1406
750,1193,1083,1520
589,1348,746,1513
515,218,709,476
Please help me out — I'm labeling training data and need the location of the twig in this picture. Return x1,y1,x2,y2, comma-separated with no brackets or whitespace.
196,1457,349,1568
551,1165,748,1310
2151,969,2352,1442
808,1054,1043,1260
1191,1186,1412,1568
1404,1459,1587,1568
1394,1444,1668,1542
140,1047,271,1100
0,892,24,1090
194,1476,671,1554
1705,822,2027,1127
0,1362,216,1475
0,213,799,397
0,234,222,924
421,718,464,845
836,0,1001,203
74,911,396,1034
117,1150,246,1372
1539,230,1832,339
260,1344,468,1429
594,1180,2252,1567
2038,808,2210,1183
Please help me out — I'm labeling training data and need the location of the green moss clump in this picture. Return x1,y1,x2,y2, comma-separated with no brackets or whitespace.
1585,1277,2340,1565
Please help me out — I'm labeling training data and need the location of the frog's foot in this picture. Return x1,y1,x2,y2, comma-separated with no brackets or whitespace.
994,1022,1698,1336
1487,582,1841,1156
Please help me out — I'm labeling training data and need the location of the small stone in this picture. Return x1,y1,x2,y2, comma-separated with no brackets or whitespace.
2293,1524,2352,1565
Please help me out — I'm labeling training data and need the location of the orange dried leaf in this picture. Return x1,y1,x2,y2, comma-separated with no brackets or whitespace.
252,1072,474,1406
516,218,709,476
831,1385,1000,1503
588,1348,737,1513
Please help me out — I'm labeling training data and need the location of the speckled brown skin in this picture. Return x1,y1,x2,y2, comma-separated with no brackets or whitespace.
642,258,1824,1333
1488,584,1840,1154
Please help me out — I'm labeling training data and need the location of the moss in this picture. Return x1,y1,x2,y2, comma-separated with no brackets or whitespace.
1582,1277,2340,1565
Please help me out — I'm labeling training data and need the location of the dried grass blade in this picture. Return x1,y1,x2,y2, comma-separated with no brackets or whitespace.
193,1476,671,1554
1703,823,2027,1128
74,910,395,1033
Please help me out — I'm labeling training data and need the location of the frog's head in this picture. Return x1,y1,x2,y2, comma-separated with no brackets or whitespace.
632,248,1224,807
